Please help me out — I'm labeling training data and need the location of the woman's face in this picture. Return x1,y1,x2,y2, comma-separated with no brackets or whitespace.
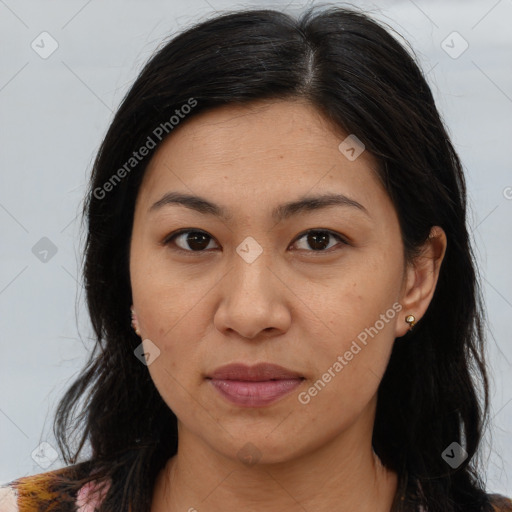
130,99,421,464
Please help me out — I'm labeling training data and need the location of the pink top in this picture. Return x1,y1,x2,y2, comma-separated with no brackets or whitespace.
75,479,111,511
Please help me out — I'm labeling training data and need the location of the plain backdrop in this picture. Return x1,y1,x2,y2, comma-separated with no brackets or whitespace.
1,0,511,497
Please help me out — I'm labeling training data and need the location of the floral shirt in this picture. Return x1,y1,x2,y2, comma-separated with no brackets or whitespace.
1,471,511,511
0,476,111,512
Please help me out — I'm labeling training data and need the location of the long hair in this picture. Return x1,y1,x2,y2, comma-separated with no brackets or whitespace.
14,5,492,511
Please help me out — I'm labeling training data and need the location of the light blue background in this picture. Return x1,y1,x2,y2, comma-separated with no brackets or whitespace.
1,0,511,498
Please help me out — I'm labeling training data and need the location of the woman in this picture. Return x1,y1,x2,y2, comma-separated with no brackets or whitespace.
1,5,510,512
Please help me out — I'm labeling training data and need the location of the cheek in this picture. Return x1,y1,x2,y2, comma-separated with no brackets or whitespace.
130,250,208,398
141,318,207,423
302,251,403,407
299,312,398,429
130,246,212,340
315,253,403,343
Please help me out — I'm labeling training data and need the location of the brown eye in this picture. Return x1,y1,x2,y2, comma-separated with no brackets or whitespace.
164,228,348,255
166,230,218,252
293,230,347,252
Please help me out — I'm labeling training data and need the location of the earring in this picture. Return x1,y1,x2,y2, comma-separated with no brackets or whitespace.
131,306,141,336
405,314,416,330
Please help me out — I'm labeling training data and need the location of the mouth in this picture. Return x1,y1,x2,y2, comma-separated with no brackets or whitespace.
206,363,305,408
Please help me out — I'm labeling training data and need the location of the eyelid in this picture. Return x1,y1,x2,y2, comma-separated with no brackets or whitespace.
163,228,350,253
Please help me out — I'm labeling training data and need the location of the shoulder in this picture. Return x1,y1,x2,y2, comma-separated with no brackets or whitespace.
1,469,69,512
1,467,111,512
0,484,18,512
75,477,111,511
489,493,512,511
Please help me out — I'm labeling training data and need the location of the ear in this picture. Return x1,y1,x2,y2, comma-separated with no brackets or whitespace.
131,305,141,335
395,226,447,337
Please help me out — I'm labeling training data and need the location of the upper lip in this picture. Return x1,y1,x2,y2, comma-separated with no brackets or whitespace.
207,363,304,381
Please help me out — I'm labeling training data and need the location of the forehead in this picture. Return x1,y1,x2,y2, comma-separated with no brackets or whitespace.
136,99,385,214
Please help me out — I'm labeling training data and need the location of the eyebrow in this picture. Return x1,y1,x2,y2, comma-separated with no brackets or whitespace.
148,191,369,221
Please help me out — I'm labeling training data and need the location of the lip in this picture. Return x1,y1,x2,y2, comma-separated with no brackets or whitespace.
207,363,304,407
208,362,303,381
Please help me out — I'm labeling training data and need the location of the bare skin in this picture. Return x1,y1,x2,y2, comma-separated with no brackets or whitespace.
129,99,447,512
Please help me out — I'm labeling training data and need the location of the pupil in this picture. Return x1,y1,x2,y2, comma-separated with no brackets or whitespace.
187,232,209,250
308,231,329,250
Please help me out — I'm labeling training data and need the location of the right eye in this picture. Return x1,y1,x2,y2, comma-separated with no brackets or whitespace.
164,229,219,253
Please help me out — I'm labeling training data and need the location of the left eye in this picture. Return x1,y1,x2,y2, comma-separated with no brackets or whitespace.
292,229,347,252
163,229,347,253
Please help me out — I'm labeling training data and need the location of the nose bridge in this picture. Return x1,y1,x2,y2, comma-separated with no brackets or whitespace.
230,240,274,306
213,239,290,339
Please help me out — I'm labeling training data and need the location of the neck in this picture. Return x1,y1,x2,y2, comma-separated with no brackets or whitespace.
151,412,398,511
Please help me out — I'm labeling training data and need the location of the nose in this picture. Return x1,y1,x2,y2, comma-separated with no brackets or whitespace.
213,253,292,340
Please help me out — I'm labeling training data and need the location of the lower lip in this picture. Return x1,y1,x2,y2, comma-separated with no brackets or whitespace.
209,378,303,407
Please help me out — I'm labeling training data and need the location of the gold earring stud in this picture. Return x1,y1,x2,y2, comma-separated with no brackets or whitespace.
405,314,416,330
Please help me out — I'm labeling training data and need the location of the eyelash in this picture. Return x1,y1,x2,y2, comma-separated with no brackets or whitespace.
162,228,350,256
